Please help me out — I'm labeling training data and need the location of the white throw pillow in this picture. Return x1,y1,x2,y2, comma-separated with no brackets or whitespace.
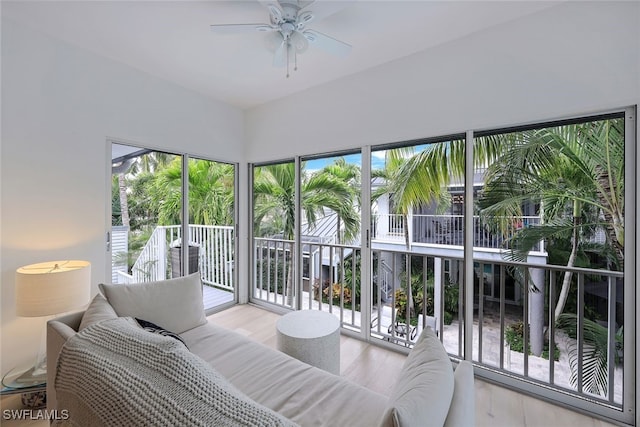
380,327,454,427
79,294,118,331
443,361,475,427
98,272,206,334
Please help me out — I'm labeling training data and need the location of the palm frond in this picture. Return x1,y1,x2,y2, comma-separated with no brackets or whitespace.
556,313,620,398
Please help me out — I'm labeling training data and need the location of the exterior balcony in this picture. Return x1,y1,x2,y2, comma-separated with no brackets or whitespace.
372,213,543,252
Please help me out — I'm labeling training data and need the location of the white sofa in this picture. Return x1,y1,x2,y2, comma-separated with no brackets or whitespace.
47,273,475,426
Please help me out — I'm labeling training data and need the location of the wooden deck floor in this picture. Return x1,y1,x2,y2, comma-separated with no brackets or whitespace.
202,285,234,310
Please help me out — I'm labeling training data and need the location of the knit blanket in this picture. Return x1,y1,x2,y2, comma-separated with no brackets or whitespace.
54,317,298,427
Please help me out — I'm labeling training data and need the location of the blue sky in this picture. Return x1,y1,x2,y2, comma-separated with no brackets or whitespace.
302,144,433,173
303,152,386,172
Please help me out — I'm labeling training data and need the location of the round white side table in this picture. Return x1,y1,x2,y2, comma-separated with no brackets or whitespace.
276,310,341,375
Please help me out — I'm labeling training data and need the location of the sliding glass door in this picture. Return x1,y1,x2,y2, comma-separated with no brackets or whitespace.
368,137,466,354
110,144,179,284
471,113,628,418
251,152,364,332
187,156,236,309
252,160,297,308
299,152,362,331
110,142,237,311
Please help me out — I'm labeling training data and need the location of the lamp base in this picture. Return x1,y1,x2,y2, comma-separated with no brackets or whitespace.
5,366,47,389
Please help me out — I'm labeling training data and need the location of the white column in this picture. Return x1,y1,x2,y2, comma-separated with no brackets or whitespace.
528,265,545,356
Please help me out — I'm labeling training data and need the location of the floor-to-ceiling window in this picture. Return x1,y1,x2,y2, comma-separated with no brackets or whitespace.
251,159,297,308
472,112,630,421
187,157,236,308
299,152,362,331
369,136,466,354
251,152,363,327
247,107,635,424
110,142,237,311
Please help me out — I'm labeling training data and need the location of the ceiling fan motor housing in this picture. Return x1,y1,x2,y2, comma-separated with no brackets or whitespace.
210,0,352,73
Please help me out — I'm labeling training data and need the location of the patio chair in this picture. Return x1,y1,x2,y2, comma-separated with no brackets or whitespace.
387,321,418,346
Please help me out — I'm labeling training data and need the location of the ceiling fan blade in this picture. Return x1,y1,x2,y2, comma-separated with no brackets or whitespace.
303,29,351,57
273,40,287,68
257,1,284,24
210,23,277,33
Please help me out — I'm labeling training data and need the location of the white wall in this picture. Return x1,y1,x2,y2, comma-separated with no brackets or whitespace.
245,1,639,162
0,18,244,372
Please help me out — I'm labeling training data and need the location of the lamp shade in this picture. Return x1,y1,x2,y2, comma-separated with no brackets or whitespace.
16,260,91,317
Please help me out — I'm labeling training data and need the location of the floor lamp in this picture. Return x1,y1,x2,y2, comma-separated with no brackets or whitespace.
14,260,91,383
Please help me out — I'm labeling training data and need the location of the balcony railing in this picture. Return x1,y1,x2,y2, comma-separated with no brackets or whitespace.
251,236,626,421
116,224,234,292
372,214,543,251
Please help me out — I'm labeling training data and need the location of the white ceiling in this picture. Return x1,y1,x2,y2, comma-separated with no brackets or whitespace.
2,1,559,110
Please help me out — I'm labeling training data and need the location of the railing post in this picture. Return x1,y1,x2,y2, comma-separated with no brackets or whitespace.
158,227,167,281
433,257,442,338
407,210,414,247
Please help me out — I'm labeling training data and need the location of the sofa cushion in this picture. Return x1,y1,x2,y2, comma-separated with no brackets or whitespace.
79,294,118,331
443,361,475,427
182,321,389,427
380,327,454,427
98,272,206,334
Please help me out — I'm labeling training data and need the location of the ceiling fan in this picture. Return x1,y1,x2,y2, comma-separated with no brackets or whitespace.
210,0,352,77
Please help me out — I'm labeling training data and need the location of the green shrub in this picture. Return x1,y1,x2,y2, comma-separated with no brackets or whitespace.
505,321,560,361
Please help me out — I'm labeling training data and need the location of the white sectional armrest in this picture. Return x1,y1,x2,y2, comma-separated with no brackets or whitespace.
47,311,83,411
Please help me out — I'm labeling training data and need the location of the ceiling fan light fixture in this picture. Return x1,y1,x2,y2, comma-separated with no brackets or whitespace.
290,30,308,53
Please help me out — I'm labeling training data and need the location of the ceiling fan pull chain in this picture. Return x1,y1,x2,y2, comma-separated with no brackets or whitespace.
286,41,290,78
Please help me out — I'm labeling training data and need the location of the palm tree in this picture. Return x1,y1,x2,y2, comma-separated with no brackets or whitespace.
149,158,235,226
317,158,361,243
253,161,360,306
478,119,625,321
112,158,137,228
112,150,175,231
372,143,462,322
395,119,623,322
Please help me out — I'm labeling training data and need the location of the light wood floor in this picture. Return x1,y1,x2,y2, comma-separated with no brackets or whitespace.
1,304,621,426
211,304,620,427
